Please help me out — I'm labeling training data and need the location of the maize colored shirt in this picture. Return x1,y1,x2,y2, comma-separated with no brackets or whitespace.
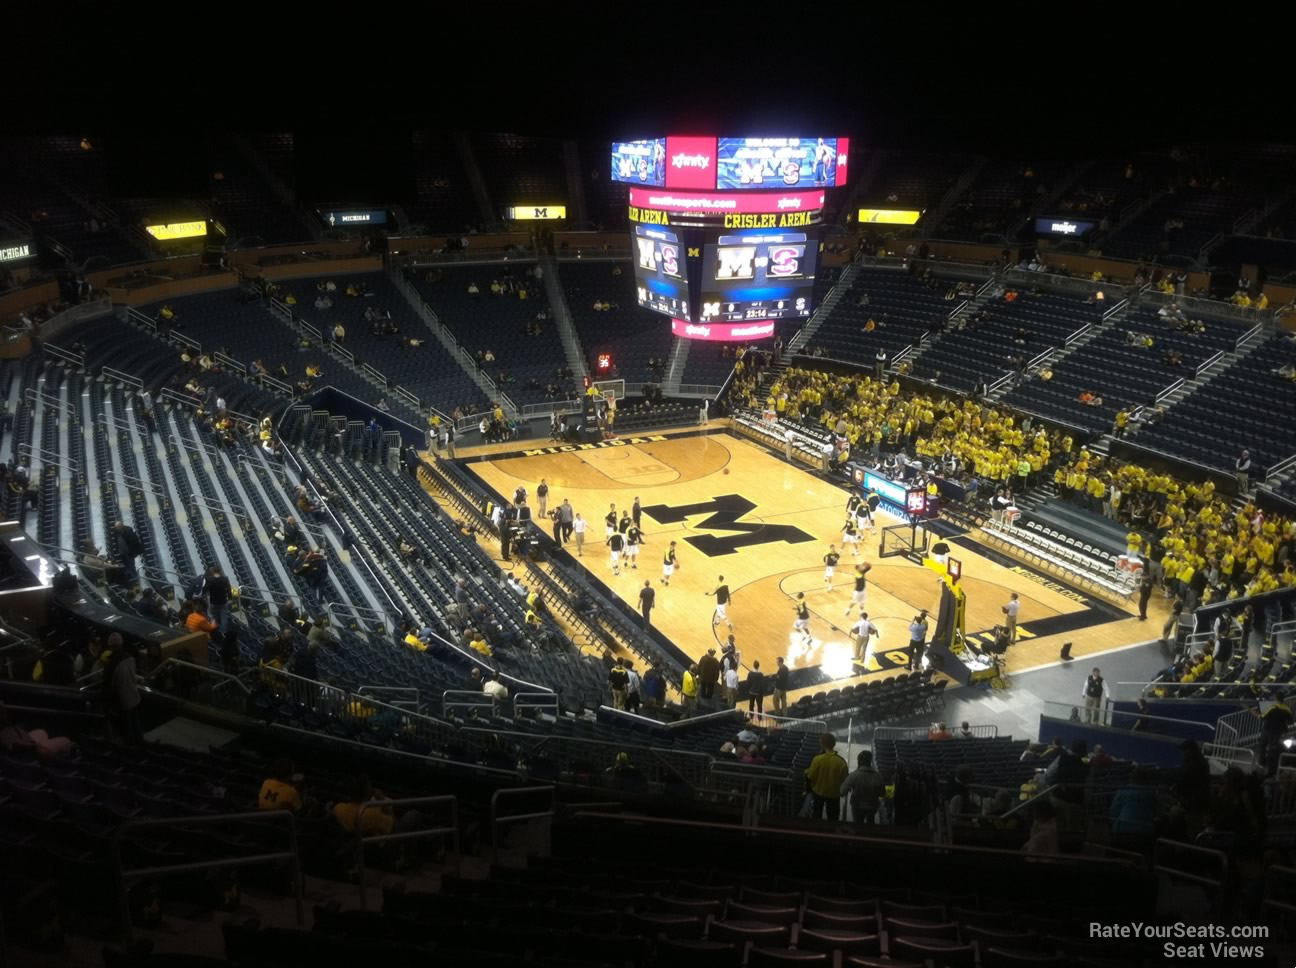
682,670,698,697
805,750,848,798
258,778,303,813
333,800,393,835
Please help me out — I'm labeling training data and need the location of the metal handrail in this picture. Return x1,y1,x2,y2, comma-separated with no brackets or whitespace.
189,492,250,521
353,795,459,910
105,470,165,497
214,351,246,374
489,785,556,850
24,387,78,416
513,692,560,717
160,387,203,409
1235,322,1263,350
1155,378,1185,403
1195,350,1224,376
1154,838,1228,894
101,367,144,389
112,810,303,946
43,343,85,367
18,443,79,471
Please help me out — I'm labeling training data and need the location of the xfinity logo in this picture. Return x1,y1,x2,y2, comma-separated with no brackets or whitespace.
672,153,710,169
685,324,711,337
777,197,803,209
1051,221,1078,235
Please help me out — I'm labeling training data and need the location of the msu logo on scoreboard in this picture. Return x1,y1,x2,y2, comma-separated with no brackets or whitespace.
767,245,804,278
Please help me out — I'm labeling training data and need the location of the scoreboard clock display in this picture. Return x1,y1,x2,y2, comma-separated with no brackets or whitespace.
698,230,817,323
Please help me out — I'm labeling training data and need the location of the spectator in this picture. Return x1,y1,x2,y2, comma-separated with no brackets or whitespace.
722,661,739,707
643,666,666,711
608,656,629,710
1110,766,1159,839
332,774,421,835
928,722,953,740
1022,798,1059,854
947,765,981,821
697,648,721,700
258,759,308,814
185,599,219,637
104,636,143,744
746,660,766,713
624,661,641,714
840,749,885,825
332,323,346,343
112,521,144,580
804,733,849,820
205,565,232,635
681,664,699,714
0,702,74,758
772,656,790,713
1235,449,1252,492
956,721,974,739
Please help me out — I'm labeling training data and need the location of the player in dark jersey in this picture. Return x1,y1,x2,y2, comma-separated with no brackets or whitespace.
841,517,861,557
606,530,625,575
823,545,841,590
861,491,881,533
793,592,812,645
706,576,734,631
625,525,644,569
661,541,677,586
844,562,873,617
618,511,632,535
604,504,617,538
846,492,863,518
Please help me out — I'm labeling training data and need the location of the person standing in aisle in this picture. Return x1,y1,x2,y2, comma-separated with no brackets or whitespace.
772,656,790,713
804,733,848,820
1082,667,1108,724
1003,592,1020,642
908,610,929,671
746,661,767,713
638,580,655,628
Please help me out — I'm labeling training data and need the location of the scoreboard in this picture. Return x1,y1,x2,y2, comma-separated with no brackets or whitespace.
632,225,689,319
624,186,825,331
699,230,817,323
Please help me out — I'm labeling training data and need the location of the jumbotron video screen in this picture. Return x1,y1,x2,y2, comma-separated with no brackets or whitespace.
620,134,847,336
699,229,817,323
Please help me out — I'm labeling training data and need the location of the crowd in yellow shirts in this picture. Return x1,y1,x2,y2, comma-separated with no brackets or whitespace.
734,365,1073,489
1054,451,1296,604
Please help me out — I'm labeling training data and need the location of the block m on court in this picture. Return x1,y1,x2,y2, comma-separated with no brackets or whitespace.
642,494,815,557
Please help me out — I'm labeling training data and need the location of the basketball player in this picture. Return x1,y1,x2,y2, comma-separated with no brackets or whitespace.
661,541,677,586
841,516,861,557
793,592,812,645
606,529,625,576
618,510,632,535
844,562,873,618
860,490,881,534
823,545,840,591
846,491,863,520
625,523,644,569
851,611,880,663
707,576,734,631
604,504,617,539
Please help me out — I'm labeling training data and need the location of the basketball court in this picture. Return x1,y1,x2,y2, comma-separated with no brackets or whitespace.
437,426,1164,701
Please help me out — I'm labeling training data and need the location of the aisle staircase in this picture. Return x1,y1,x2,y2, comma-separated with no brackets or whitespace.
538,253,589,389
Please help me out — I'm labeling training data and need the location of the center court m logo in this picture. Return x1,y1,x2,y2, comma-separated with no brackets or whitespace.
641,493,814,557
